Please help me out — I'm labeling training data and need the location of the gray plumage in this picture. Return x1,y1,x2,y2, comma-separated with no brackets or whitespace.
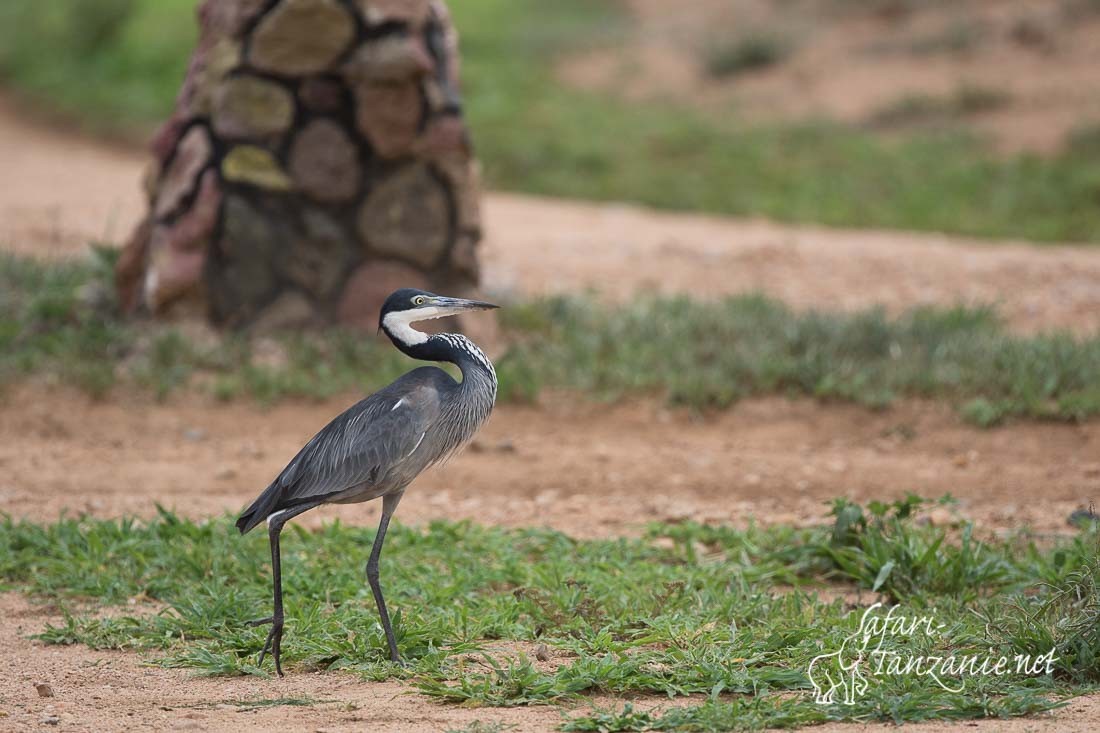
236,289,499,675
237,345,495,531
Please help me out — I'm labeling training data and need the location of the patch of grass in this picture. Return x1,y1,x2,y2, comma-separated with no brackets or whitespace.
455,1,1100,243
907,18,988,56
499,294,1100,425
566,691,1062,731
1065,122,1100,159
561,703,655,732
1063,0,1100,20
447,723,517,733
0,251,413,403
0,0,197,137
0,1,1099,241
702,33,793,79
1,499,1098,728
5,252,1100,425
220,696,328,710
869,85,1012,129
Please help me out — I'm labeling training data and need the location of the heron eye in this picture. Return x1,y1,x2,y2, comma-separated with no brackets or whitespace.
413,296,426,306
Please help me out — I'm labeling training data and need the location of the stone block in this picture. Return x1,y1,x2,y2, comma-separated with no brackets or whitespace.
249,0,355,76
251,291,318,331
222,146,294,190
206,195,282,325
338,260,430,330
288,119,361,203
350,81,423,158
212,75,295,141
358,163,451,268
144,245,206,312
284,207,357,300
344,35,433,84
428,150,479,232
356,0,432,28
154,125,213,218
186,37,243,119
152,170,223,256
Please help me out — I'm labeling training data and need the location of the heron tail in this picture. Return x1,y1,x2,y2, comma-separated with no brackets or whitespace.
235,483,281,535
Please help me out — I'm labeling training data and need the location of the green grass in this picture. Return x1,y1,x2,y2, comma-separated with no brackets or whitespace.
499,295,1100,425
1,0,1099,241
0,0,197,136
4,251,1100,426
869,85,1012,129
2,496,1098,729
701,33,793,79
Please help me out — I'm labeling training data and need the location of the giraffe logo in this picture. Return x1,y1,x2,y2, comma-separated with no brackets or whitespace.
807,604,878,705
806,602,1059,705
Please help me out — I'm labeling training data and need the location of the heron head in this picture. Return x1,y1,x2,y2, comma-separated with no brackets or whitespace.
379,288,499,345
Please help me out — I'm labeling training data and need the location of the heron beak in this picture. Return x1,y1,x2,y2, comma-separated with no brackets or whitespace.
430,296,500,312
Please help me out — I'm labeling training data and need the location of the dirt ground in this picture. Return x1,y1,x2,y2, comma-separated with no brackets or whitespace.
559,0,1100,153
2,386,1098,538
3,96,1100,730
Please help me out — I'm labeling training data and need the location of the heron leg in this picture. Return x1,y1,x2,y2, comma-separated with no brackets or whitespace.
246,503,316,676
367,490,405,664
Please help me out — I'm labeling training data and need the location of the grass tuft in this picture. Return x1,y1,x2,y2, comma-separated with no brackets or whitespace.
4,252,1100,424
702,33,793,78
870,85,1012,129
1,501,1098,728
498,294,1100,424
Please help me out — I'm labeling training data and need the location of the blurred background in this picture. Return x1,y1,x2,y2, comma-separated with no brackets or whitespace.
1,0,1099,522
3,0,1100,239
2,2,1100,729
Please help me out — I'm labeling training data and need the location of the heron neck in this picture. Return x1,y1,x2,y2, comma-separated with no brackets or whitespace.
438,334,497,395
387,330,496,393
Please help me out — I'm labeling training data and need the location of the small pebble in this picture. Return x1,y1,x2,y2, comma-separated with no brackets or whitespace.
183,427,208,442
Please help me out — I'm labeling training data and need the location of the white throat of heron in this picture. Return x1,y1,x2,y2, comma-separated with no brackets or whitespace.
382,306,458,347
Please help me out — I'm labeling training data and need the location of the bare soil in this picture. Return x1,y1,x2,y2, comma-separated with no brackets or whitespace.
3,98,1100,730
558,0,1100,153
2,386,1098,537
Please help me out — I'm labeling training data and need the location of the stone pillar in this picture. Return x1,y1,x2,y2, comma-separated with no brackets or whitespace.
115,0,483,331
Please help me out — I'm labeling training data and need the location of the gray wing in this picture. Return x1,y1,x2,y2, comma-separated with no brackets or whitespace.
271,380,443,504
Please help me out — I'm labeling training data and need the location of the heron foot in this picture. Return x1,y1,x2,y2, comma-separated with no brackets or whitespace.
246,615,285,676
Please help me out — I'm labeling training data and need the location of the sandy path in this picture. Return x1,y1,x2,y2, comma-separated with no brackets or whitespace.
2,96,1100,334
2,386,1097,536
